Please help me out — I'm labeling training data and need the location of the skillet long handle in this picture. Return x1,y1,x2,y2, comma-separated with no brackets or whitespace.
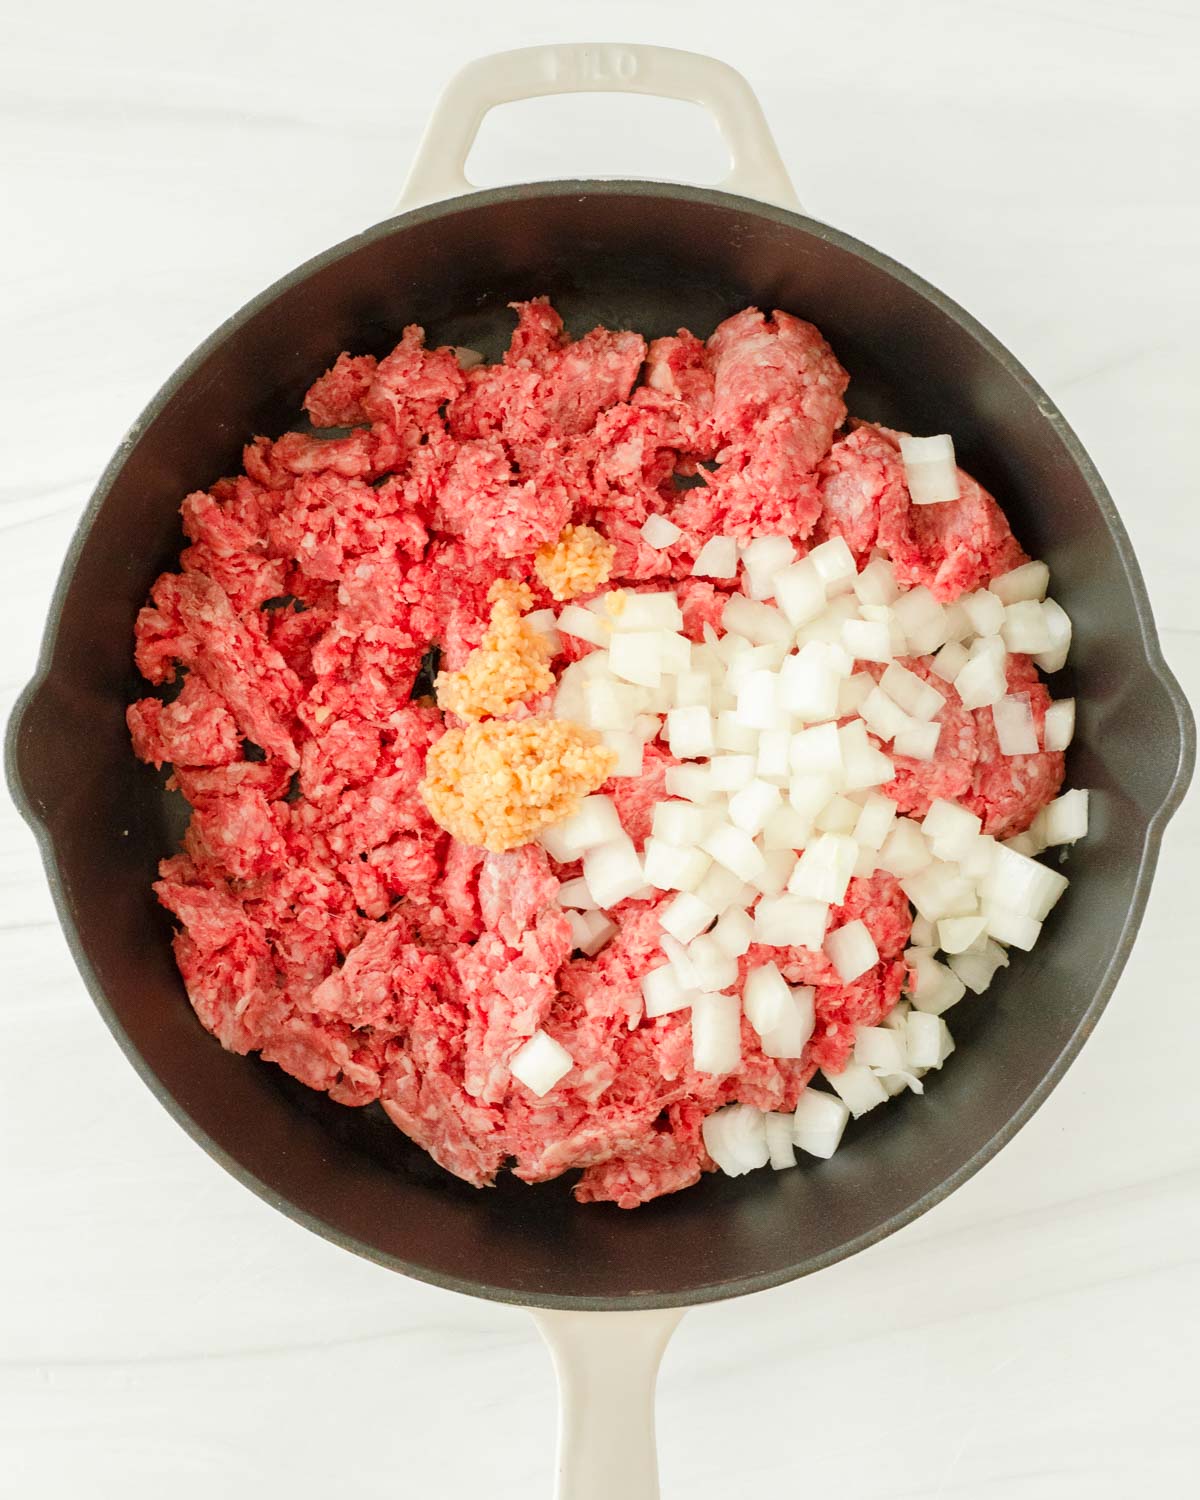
396,43,800,213
533,1307,684,1500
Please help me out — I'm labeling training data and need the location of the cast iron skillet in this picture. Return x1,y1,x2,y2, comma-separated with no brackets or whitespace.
6,46,1194,1316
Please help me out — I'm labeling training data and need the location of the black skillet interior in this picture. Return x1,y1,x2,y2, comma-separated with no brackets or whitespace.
7,184,1194,1309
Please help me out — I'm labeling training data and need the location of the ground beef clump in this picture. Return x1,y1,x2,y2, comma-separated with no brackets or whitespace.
129,300,1061,1208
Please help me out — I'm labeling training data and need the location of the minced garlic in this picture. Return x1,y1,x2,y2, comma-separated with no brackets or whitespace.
420,718,617,852
435,579,554,722
534,524,616,602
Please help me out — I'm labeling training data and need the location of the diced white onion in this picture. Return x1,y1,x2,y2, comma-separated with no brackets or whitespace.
876,818,933,878
860,685,916,743
937,914,988,954
899,433,960,505
743,961,792,1036
790,722,844,775
760,986,816,1059
754,894,828,949
930,640,970,683
808,536,858,591
980,843,1069,920
960,588,1006,638
510,1031,573,1096
556,877,597,911
741,536,796,600
642,837,711,893
854,557,900,606
921,799,983,862
787,832,857,905
642,963,698,1018
715,710,761,753
660,890,717,944
792,1088,851,1158
701,822,768,883
825,918,880,981
823,1061,889,1117
881,662,946,722
582,834,646,909
981,900,1042,950
989,560,1050,605
949,939,1010,993
691,993,742,1075
735,668,785,730
773,559,827,627
640,514,682,549
729,778,783,836
905,1011,952,1070
667,705,716,760
692,535,739,579
686,933,739,993
764,1111,798,1170
557,603,611,646
702,1103,768,1174
815,794,861,836
609,592,684,633
1040,788,1089,845
843,617,893,664
854,1025,907,1074
1033,598,1072,674
1043,698,1076,752
652,800,713,847
711,907,755,958
893,720,941,761
756,728,792,783
906,948,967,1015
853,793,898,851
722,594,793,647
993,693,1039,756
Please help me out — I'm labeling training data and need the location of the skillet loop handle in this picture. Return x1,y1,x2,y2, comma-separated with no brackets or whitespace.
533,1307,683,1500
397,43,800,213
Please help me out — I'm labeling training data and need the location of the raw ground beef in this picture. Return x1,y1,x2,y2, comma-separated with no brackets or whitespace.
130,298,1062,1208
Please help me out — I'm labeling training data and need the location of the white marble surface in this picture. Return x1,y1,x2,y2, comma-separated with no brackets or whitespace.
2,2,1198,1495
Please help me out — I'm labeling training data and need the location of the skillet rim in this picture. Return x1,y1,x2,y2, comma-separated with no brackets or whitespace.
5,180,1194,1310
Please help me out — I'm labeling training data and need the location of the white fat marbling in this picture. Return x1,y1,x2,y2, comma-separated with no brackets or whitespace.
1,2,1197,1495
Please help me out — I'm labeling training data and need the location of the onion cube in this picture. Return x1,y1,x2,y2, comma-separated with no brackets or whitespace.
792,1088,851,1157
823,1061,889,1117
754,894,828,949
715,710,761,753
756,728,792,783
959,833,998,881
569,909,617,956
556,877,598,911
949,939,1010,993
843,617,893,664
990,560,1050,605
893,720,941,761
854,793,898,851
790,722,844,775
906,949,967,1015
905,1011,950,1070
525,608,563,654
993,694,1039,756
876,818,933,878
899,433,959,505
701,823,768,883
922,799,983,861
743,961,792,1035
854,1025,907,1074
712,907,755,958
672,669,711,710
960,588,1006,638
901,863,977,921
761,805,816,852
742,536,797,600
510,1031,573,1096
1040,788,1089,845
1001,599,1056,655
837,671,876,717
839,719,895,789
708,755,756,794
736,669,785,730
640,514,682,549
765,1111,798,1170
667,705,715,759
722,594,793,646
826,918,880,982
892,586,951,654
761,986,816,1060
982,901,1043,950
608,631,664,688
729,778,783,836
702,1102,768,1174
557,604,611,646
583,678,641,731
664,764,718,803
602,730,644,778
686,934,739,993
981,843,1069,919
693,535,739,579
808,536,858,592
610,592,684,633
696,864,756,914
548,794,624,856
788,771,840,823
778,648,840,722
692,993,743,1075
930,640,970,683
881,662,946,722
583,835,645,909
860,686,916,743
815,794,862,835
660,890,717,944
854,556,900,606
642,837,711,892
773,558,827,627
1033,598,1072,673
937,914,988,953
642,963,697,1019
1043,698,1076,752
750,848,795,896
653,800,713,847
726,642,786,695
787,832,857,905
